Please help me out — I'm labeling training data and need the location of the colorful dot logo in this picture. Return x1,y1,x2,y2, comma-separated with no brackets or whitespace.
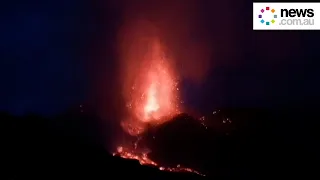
258,7,277,25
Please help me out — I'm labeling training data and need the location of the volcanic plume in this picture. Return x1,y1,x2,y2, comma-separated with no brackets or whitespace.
120,38,180,135
117,18,181,134
113,18,206,175
110,0,217,175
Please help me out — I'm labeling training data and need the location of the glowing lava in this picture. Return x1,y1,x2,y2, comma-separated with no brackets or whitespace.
144,82,160,120
131,39,180,124
113,146,205,176
115,27,203,176
120,38,180,135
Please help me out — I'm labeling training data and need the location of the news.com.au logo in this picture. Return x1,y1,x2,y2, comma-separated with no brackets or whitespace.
258,7,277,25
253,3,320,30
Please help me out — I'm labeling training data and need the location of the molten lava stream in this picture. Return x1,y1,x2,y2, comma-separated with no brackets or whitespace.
113,145,205,176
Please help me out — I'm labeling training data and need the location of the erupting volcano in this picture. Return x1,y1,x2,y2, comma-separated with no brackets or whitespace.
113,23,205,176
120,38,181,135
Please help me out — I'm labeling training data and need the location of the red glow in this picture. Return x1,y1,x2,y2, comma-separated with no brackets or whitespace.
121,37,180,135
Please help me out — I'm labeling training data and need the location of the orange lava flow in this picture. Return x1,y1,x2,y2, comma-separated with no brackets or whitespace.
113,146,205,176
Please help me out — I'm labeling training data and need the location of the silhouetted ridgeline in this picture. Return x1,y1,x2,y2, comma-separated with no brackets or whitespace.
1,107,318,179
1,111,205,180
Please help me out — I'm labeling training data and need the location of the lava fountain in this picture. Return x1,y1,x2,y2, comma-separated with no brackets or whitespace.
120,38,181,135
113,20,204,176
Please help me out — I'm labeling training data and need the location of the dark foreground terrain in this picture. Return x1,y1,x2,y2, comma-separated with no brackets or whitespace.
1,110,207,180
1,107,318,180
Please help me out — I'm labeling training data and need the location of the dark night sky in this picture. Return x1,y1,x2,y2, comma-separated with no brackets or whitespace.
1,0,319,116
